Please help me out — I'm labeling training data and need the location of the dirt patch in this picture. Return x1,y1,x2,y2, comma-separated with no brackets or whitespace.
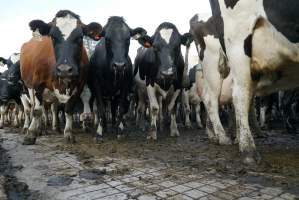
0,137,40,200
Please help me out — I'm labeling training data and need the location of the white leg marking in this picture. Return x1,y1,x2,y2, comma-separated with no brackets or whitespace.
147,85,158,140
64,113,74,141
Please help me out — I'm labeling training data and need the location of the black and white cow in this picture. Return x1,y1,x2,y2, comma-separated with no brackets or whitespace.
205,0,299,164
0,53,23,128
134,22,192,139
89,16,148,140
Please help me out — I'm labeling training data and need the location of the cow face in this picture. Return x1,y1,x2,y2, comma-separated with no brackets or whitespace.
29,10,102,83
141,23,193,82
102,17,147,75
6,53,21,83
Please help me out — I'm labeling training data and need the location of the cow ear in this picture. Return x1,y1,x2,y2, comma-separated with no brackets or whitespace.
131,27,147,40
29,20,51,35
83,22,103,41
0,57,7,66
181,33,193,47
137,35,153,48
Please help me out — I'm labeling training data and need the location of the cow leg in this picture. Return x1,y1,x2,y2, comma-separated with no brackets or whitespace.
231,51,259,164
21,94,31,134
168,89,180,137
12,104,20,128
182,89,192,129
203,94,231,145
80,85,93,131
63,113,74,142
0,105,8,129
116,97,128,139
249,102,265,138
111,98,117,130
136,91,146,131
51,103,59,132
147,85,158,140
195,104,203,129
64,97,77,143
158,96,164,132
23,89,43,145
93,83,106,142
41,106,48,135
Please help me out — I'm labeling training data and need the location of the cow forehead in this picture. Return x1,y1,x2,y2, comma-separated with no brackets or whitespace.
10,53,20,64
159,28,174,44
55,14,78,40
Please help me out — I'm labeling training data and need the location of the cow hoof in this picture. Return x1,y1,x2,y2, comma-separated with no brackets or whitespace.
170,130,180,137
234,138,239,145
241,151,261,166
209,136,219,144
64,135,76,144
22,137,36,145
94,135,103,143
117,134,125,140
185,123,192,129
22,128,28,134
219,136,232,145
147,131,157,140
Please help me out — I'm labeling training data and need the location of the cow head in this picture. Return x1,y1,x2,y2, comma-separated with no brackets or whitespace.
6,53,21,83
101,16,147,75
29,10,102,83
138,22,193,83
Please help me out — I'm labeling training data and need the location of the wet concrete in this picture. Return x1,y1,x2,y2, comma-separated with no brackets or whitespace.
0,124,299,200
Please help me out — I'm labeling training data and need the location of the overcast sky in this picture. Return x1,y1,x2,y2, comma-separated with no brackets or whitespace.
0,0,211,71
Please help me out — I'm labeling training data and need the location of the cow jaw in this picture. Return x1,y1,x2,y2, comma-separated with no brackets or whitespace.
56,14,78,40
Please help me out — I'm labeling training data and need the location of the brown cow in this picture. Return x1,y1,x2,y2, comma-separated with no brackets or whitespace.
20,10,102,144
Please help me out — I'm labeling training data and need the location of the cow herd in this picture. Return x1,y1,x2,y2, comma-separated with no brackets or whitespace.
0,0,299,165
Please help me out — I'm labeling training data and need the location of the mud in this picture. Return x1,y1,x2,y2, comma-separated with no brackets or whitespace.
54,122,299,194
1,120,299,199
0,138,40,200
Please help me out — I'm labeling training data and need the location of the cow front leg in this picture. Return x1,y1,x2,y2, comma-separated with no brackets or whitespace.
21,94,31,134
147,85,158,140
51,103,59,132
0,105,7,129
195,104,203,129
158,96,164,131
64,112,75,143
94,86,106,143
23,89,43,145
182,89,192,129
168,89,180,137
80,85,93,131
12,104,20,127
136,92,146,131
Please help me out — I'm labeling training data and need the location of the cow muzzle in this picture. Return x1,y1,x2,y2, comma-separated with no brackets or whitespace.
112,62,126,71
160,68,176,78
56,64,77,78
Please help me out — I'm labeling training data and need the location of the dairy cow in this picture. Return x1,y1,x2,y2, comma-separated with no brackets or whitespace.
20,10,102,144
203,0,299,164
134,22,192,139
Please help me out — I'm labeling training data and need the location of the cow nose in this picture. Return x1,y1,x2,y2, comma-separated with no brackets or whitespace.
161,68,175,77
113,62,126,70
56,64,73,77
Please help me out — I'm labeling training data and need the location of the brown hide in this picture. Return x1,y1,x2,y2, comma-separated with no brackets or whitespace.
20,36,89,96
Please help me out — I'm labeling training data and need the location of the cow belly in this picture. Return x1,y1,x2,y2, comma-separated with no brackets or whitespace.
251,17,299,75
251,17,299,96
